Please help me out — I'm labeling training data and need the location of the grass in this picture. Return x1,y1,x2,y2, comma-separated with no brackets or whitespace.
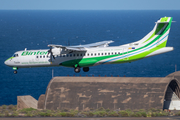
0,105,175,117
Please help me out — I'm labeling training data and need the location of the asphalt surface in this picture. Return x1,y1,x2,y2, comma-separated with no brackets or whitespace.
0,117,180,120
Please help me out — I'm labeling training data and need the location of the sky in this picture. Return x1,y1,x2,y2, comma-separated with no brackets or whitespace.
0,0,180,10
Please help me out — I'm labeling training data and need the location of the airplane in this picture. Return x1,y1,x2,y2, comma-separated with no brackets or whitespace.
4,17,174,74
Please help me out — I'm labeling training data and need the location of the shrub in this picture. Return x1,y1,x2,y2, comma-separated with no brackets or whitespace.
131,112,142,117
19,108,37,114
160,112,168,116
108,111,119,117
12,107,17,111
80,112,87,117
67,112,75,117
146,112,152,117
0,113,5,117
69,109,78,116
86,111,94,117
138,111,147,117
151,112,158,117
8,104,14,110
175,112,180,116
119,110,129,117
94,111,107,117
32,110,41,116
39,110,55,117
25,112,35,117
2,105,7,109
11,111,19,117
60,112,67,117
4,110,10,117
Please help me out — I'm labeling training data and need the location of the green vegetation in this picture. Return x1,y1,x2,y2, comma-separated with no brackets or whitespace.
0,105,176,117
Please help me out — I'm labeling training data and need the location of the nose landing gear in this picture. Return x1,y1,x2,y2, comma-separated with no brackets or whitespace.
14,70,17,74
13,67,18,74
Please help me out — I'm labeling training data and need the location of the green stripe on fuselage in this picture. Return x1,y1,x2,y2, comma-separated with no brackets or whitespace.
112,40,167,64
5,57,15,61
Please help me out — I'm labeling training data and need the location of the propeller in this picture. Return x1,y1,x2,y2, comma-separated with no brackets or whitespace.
47,45,55,64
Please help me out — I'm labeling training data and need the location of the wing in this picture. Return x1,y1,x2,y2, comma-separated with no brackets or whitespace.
48,40,114,51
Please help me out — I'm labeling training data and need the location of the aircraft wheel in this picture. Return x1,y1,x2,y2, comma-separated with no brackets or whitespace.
74,67,81,73
83,67,89,72
14,70,17,74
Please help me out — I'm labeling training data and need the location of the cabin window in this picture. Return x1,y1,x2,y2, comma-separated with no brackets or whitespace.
77,54,79,56
87,53,89,56
115,52,117,55
118,52,120,54
66,54,69,57
98,53,100,56
94,53,96,56
70,54,72,57
80,54,82,56
63,55,65,57
84,53,85,56
74,54,75,57
108,53,110,55
112,52,113,55
43,56,45,58
91,53,93,56
40,56,42,58
36,56,38,58
102,53,103,55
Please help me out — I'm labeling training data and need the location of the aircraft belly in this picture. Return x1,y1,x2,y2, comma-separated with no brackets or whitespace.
79,59,98,67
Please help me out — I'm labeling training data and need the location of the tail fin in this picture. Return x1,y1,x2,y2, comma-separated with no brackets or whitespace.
138,17,173,47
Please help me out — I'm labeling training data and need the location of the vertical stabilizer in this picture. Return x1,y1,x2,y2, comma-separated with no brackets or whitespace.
140,17,173,48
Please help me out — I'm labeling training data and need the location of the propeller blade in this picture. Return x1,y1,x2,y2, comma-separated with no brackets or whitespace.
53,55,55,59
47,46,53,63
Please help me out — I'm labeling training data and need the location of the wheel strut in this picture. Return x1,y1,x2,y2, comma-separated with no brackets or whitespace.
74,67,81,73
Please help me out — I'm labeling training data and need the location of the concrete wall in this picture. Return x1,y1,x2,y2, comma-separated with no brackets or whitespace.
37,72,180,110
17,95,37,110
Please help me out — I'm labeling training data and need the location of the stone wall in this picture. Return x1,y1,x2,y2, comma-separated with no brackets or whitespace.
39,76,176,110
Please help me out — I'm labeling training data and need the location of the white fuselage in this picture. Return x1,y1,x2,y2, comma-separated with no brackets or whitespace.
5,46,130,68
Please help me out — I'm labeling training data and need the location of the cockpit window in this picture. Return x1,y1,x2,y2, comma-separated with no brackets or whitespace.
13,54,18,57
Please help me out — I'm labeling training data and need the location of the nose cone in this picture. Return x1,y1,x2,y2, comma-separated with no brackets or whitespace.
4,60,9,66
4,57,13,66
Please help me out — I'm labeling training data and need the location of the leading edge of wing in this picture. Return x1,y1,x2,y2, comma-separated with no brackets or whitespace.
71,40,114,48
48,40,114,51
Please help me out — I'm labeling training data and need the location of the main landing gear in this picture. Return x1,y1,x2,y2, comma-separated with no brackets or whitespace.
74,67,90,73
83,67,89,72
74,67,81,73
